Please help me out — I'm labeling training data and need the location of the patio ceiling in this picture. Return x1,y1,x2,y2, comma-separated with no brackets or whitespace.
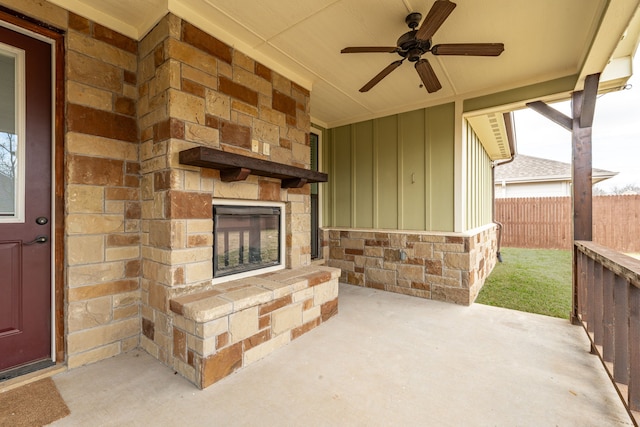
48,0,640,130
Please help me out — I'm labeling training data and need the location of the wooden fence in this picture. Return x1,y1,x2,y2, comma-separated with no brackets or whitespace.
496,195,640,252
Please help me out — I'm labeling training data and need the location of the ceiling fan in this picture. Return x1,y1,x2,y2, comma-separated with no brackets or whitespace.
341,0,504,93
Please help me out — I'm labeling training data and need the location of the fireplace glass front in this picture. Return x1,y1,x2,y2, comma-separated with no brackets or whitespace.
213,204,282,279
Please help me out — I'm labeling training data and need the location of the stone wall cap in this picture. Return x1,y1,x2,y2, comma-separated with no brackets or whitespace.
171,265,341,322
172,294,233,323
219,286,272,311
322,225,495,238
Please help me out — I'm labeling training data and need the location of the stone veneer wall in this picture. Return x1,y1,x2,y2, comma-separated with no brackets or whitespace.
323,225,497,305
136,14,314,369
1,0,317,373
63,13,142,367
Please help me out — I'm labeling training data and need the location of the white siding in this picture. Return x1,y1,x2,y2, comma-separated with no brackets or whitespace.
495,181,571,198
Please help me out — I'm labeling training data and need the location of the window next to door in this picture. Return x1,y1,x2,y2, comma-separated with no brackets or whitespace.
310,132,320,259
0,45,25,223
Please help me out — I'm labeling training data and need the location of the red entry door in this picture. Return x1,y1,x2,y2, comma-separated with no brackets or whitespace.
0,24,53,374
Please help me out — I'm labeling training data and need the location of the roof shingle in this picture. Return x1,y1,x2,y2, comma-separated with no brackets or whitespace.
495,154,617,182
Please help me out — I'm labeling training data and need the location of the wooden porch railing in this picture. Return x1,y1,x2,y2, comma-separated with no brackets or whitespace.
574,241,640,424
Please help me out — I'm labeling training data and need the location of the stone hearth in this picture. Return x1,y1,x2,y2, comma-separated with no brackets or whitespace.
170,265,339,388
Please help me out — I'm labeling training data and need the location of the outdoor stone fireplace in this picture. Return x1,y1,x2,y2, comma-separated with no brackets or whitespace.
137,13,339,388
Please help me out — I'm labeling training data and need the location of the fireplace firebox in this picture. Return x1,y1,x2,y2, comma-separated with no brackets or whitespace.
212,201,285,283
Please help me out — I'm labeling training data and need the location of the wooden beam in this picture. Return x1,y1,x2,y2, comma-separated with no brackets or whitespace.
179,146,328,186
572,90,593,242
526,101,572,131
580,73,600,128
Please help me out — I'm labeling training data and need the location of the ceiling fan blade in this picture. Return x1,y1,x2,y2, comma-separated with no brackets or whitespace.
359,60,404,92
415,0,457,41
431,43,504,56
341,47,398,53
415,59,442,93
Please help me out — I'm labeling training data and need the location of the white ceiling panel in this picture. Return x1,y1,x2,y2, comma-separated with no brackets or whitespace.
309,80,371,126
200,0,339,41
46,0,640,127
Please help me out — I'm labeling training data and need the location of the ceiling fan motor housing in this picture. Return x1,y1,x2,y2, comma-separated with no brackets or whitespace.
397,30,431,61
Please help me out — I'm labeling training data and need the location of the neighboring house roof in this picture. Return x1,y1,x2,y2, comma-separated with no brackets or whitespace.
494,154,617,184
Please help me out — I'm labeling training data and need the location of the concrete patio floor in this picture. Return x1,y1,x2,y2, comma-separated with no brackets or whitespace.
50,283,631,426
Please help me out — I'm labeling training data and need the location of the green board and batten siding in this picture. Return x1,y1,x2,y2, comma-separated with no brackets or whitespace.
323,103,455,232
376,116,398,229
465,124,493,230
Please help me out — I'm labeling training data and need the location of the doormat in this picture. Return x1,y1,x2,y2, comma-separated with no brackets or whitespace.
0,377,70,427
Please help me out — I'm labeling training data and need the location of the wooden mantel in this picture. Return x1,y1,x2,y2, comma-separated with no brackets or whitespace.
179,146,328,188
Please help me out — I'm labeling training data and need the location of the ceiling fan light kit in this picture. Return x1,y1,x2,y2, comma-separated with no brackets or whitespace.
341,0,504,93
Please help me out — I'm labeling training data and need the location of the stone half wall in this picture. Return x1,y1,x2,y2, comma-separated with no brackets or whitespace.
323,224,497,305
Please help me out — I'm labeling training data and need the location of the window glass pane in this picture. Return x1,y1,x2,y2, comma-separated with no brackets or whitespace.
213,206,281,277
0,132,17,216
0,53,16,216
310,133,318,195
0,48,21,219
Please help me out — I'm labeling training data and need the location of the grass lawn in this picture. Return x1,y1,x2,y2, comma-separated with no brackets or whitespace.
476,247,572,319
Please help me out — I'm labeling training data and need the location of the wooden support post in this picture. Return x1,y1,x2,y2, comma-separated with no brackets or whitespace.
570,89,594,323
572,90,593,242
527,73,600,325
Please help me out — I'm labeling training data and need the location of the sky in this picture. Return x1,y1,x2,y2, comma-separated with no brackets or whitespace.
513,55,640,192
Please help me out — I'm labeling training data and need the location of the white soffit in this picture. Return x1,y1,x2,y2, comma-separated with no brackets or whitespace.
599,5,640,91
578,0,640,91
466,113,510,161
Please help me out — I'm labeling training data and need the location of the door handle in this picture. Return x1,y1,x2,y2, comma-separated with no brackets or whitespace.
24,235,48,245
